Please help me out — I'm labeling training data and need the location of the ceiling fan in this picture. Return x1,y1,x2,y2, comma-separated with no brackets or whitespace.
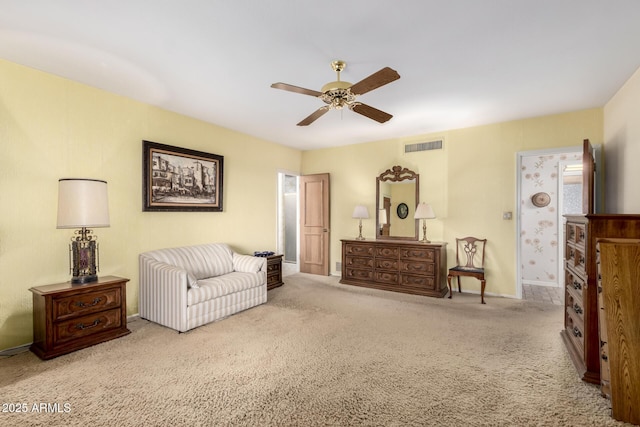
271,60,400,126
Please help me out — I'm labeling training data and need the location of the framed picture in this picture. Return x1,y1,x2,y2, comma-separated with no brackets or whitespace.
143,140,223,212
397,203,409,219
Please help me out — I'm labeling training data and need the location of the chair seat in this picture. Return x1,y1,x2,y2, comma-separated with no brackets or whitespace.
449,266,484,275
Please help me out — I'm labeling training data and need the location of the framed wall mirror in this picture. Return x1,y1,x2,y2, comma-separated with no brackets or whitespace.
376,166,419,241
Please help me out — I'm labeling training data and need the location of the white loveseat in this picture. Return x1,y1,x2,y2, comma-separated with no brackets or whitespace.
139,243,267,332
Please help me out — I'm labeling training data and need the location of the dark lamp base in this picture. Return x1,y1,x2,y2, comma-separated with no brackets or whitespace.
71,274,98,284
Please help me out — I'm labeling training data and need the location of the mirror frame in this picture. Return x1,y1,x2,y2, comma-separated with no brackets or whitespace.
376,165,419,241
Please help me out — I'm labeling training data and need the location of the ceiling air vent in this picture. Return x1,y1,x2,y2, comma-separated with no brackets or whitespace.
404,140,443,153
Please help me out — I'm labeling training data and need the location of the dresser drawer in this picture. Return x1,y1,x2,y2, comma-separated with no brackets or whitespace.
565,291,584,323
54,308,123,344
344,268,374,281
53,287,121,321
565,309,585,359
345,244,374,256
565,269,584,298
346,256,374,270
267,261,281,274
566,222,586,246
401,274,436,290
399,248,435,262
375,271,399,284
375,246,399,258
375,258,399,270
400,260,435,275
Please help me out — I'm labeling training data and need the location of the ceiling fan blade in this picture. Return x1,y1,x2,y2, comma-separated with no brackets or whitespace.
271,82,323,97
297,107,329,126
349,67,400,96
351,103,393,123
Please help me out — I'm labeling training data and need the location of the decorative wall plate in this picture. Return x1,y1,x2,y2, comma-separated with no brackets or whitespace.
397,203,409,219
532,192,551,207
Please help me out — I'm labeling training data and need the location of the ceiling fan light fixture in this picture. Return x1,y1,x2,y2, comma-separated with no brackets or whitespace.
320,88,358,110
271,59,399,125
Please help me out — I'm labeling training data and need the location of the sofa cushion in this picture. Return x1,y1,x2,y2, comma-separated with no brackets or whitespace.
233,253,266,273
142,243,234,280
188,272,265,306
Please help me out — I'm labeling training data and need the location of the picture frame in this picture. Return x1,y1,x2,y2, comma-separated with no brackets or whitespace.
142,140,223,212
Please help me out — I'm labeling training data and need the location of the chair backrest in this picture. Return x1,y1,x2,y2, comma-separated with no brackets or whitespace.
455,237,487,269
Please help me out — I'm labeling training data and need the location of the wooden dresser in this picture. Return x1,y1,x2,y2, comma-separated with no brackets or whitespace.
30,276,130,360
340,239,447,297
562,214,640,384
266,254,284,290
596,238,640,425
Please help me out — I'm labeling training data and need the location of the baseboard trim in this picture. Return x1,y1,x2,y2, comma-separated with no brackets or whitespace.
0,343,31,357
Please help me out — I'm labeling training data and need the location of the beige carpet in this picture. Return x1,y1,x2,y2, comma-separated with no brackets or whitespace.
0,273,625,426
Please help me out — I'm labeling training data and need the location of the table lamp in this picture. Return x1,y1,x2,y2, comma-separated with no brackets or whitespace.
414,202,435,243
57,178,110,284
352,205,369,241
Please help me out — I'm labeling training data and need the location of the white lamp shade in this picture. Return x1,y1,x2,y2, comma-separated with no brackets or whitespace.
57,178,110,228
352,205,369,219
414,202,436,219
379,208,388,224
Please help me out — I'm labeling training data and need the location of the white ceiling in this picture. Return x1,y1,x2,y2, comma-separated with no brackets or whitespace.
2,1,640,151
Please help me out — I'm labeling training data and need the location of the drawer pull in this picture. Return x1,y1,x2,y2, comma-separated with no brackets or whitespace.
573,280,582,290
573,327,582,338
76,319,101,330
573,304,583,315
75,297,102,308
578,255,585,264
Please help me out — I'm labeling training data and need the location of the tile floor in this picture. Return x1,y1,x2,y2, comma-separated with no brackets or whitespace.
522,284,563,305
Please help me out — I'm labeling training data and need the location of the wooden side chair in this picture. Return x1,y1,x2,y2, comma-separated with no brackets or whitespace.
448,237,487,304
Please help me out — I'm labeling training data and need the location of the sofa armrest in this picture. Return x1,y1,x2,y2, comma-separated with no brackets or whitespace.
233,253,267,273
139,255,190,332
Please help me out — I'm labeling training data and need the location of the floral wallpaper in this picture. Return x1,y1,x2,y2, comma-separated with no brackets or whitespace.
520,152,582,286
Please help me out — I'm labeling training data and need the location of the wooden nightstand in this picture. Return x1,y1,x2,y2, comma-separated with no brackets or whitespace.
30,275,130,360
266,255,284,290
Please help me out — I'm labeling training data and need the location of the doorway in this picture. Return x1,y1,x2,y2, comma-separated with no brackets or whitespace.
516,147,582,300
277,172,299,275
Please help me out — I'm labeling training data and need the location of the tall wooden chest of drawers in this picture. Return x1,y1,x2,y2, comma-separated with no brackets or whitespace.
340,239,447,297
30,276,130,360
562,214,640,384
596,238,640,425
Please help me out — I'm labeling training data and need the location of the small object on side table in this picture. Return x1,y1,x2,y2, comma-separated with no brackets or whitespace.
29,276,130,360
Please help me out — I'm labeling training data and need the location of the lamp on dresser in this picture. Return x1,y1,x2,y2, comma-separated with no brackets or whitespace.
352,205,369,241
56,178,110,284
414,202,436,243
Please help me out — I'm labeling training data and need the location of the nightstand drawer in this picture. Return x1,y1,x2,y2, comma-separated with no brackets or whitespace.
53,287,121,321
54,308,122,344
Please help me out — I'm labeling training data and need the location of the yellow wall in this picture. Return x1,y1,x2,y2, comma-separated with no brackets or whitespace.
0,59,302,350
604,66,640,213
301,108,604,298
4,52,630,353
